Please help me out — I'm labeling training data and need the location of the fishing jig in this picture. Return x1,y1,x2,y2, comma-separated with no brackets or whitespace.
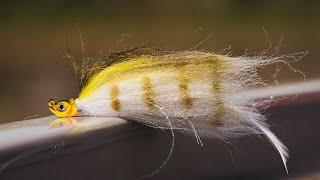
49,50,295,173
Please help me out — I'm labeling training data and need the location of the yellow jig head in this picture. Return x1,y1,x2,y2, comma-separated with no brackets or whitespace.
48,98,78,118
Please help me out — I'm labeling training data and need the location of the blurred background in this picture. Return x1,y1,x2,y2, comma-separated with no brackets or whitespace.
0,0,319,122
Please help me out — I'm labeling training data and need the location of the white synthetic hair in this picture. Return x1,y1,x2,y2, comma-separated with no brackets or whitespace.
75,50,306,173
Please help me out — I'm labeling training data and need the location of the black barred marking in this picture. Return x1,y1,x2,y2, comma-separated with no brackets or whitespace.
141,76,156,109
178,73,193,109
211,69,224,125
109,85,121,111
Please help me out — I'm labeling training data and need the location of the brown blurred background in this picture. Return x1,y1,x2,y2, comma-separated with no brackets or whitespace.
0,0,319,123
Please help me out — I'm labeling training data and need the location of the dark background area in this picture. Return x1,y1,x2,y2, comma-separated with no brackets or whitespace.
0,1,320,179
0,0,319,122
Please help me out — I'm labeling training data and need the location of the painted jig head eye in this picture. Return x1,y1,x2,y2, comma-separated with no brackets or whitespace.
57,102,66,112
48,98,78,118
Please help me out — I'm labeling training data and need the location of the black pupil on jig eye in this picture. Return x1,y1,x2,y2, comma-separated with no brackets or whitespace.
59,104,64,110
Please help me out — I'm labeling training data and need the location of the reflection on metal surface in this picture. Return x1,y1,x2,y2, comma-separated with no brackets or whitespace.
49,118,79,128
0,116,128,154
